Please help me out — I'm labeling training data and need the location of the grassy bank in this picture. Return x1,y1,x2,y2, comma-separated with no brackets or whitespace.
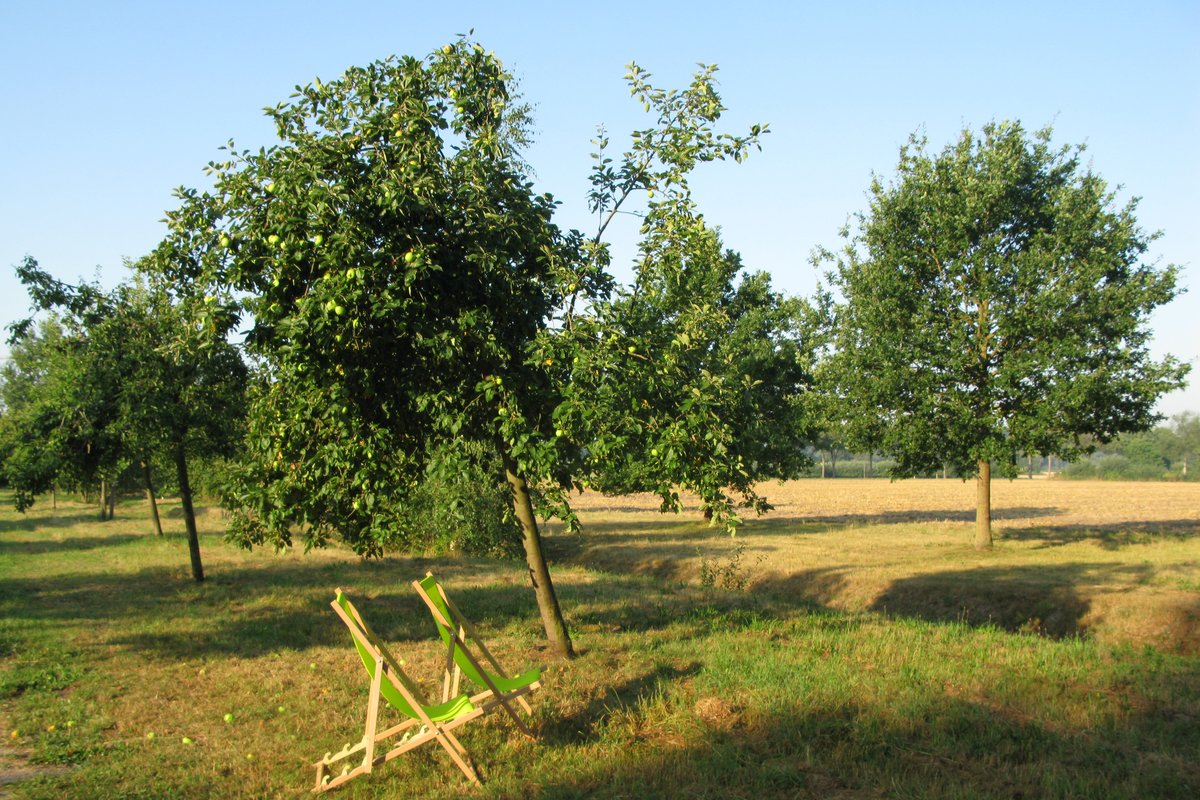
1,482,1198,798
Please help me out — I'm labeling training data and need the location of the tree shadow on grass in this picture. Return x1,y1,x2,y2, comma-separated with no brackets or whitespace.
520,691,1200,799
869,564,1109,639
0,509,106,535
549,511,1199,574
0,533,147,556
538,661,703,747
545,507,1076,572
780,561,1171,641
555,506,1067,540
650,553,1195,649
0,548,705,661
1000,520,1200,549
751,505,1067,530
545,522,800,587
0,553,492,657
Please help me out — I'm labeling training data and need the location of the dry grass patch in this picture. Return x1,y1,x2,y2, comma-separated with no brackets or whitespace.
548,478,1200,651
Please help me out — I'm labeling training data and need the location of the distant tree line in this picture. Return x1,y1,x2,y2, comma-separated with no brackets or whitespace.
797,412,1199,482
1061,413,1199,481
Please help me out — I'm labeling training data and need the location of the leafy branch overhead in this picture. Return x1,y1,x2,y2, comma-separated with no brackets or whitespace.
587,62,767,242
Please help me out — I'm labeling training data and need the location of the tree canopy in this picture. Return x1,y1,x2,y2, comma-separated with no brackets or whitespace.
153,40,815,657
822,121,1190,548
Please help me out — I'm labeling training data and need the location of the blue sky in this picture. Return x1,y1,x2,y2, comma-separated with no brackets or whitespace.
2,0,1197,414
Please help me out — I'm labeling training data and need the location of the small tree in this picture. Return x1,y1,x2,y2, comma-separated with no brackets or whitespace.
0,317,82,509
1164,412,1200,478
5,259,247,581
822,121,1190,548
573,227,819,517
101,272,248,581
3,263,124,515
554,64,816,524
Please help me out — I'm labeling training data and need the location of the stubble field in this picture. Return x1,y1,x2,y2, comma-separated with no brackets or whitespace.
550,478,1200,652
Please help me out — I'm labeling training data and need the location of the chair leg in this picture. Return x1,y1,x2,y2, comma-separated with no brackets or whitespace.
441,648,455,703
362,657,384,772
498,698,534,737
434,729,481,785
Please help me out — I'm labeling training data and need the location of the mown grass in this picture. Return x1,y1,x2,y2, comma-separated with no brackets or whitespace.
0,484,1198,798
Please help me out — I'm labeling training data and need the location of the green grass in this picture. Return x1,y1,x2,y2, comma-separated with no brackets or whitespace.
1,490,1198,798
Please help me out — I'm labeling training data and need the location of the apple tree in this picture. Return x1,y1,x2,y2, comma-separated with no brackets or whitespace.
158,41,585,654
0,315,91,512
5,258,247,580
565,225,819,520
3,260,125,516
546,63,821,526
99,270,248,581
158,43,789,657
821,121,1190,548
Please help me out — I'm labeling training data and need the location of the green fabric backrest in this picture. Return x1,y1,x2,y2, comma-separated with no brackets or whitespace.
418,575,488,687
335,590,420,719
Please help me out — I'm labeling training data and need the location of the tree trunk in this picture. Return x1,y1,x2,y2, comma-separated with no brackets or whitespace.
142,460,163,537
107,481,116,519
820,453,826,479
975,459,992,550
98,479,109,521
173,445,205,583
502,451,573,659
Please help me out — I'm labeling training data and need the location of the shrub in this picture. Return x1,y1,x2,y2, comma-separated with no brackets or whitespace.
1063,454,1167,481
389,442,522,559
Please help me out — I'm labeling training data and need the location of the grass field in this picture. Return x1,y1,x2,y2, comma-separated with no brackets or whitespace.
0,479,1198,798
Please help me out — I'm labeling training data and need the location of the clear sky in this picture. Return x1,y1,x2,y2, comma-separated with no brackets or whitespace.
2,0,1197,415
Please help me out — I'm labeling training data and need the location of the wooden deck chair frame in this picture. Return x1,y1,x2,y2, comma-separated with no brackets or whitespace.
312,588,539,793
412,572,541,736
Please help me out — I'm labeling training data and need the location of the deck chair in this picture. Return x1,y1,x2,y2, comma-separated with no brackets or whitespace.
412,572,542,736
313,588,525,792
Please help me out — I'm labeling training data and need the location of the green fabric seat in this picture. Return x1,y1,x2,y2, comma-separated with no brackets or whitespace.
336,590,476,722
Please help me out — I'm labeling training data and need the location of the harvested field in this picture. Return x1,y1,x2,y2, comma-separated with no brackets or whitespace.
547,478,1200,652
